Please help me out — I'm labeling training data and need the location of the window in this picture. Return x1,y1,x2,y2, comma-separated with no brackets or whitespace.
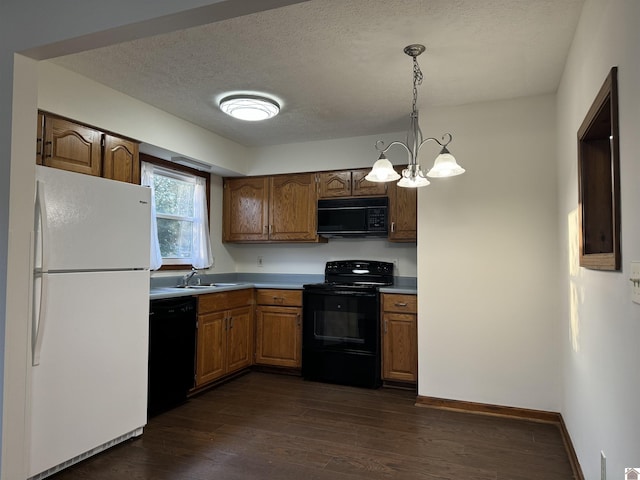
154,169,196,262
141,154,213,270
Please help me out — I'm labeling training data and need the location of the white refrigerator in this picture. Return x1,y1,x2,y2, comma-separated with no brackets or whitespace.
29,165,151,479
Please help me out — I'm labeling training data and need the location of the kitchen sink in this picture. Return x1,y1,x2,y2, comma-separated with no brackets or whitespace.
175,285,215,289
173,283,242,289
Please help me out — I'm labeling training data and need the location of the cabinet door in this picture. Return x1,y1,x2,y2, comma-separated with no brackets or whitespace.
226,305,253,373
352,169,388,196
255,305,302,368
382,312,417,382
196,311,226,386
388,182,417,242
317,171,352,198
269,173,318,241
223,177,269,242
102,135,140,184
43,116,102,176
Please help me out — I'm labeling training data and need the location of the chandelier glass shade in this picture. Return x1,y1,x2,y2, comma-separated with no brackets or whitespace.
366,44,465,188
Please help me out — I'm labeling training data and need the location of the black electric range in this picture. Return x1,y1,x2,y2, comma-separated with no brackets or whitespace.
302,260,394,388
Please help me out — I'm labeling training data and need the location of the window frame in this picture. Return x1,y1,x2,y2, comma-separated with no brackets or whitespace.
140,153,211,271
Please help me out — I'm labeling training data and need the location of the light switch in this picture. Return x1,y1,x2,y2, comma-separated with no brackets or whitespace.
631,262,640,304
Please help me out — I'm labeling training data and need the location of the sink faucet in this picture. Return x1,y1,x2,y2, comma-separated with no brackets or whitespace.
180,268,198,287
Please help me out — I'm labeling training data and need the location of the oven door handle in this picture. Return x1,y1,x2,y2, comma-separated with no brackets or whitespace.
303,289,378,298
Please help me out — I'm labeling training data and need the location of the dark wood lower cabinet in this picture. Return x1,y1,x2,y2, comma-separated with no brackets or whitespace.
254,289,302,369
195,290,253,387
381,293,418,384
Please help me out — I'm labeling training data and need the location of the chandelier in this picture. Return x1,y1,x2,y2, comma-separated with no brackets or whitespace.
365,44,465,188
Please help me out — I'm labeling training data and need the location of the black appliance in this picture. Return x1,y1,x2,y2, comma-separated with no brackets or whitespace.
302,260,393,388
317,197,388,237
148,297,197,417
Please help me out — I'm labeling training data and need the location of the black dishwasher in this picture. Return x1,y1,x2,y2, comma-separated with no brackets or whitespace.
148,297,197,417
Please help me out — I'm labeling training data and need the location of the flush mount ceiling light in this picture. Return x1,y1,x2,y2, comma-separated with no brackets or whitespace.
365,44,465,188
219,94,280,121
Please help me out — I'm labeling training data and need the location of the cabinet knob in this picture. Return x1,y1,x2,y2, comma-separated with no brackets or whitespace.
384,320,388,334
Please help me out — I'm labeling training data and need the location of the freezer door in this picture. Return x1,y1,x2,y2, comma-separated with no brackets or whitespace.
28,270,149,478
35,165,151,271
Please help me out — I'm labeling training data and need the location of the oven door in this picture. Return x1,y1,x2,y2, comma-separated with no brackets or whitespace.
302,288,379,354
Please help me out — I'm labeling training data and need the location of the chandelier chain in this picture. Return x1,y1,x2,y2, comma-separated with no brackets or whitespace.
411,56,423,115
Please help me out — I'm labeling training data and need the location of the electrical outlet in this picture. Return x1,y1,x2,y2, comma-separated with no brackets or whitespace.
257,256,264,267
601,451,606,480
631,262,640,304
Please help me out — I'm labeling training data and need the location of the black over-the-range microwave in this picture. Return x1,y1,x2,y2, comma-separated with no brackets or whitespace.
316,197,388,237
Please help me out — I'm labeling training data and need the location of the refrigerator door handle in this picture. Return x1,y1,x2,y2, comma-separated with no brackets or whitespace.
35,180,50,273
32,272,49,366
33,180,50,366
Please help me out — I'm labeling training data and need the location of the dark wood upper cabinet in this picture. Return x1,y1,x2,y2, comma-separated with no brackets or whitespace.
103,134,140,184
42,116,103,177
317,168,387,198
577,67,620,271
36,112,140,185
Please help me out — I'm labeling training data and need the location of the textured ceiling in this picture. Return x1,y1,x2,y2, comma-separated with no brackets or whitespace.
50,0,584,147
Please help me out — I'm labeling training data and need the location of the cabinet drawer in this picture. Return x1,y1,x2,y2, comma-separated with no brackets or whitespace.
256,289,302,307
198,288,253,314
382,293,417,314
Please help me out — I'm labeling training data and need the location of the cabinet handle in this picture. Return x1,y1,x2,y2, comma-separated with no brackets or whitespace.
36,138,42,156
229,317,234,329
391,222,396,233
269,224,273,234
297,313,301,327
263,225,268,235
384,320,388,334
44,141,52,158
395,302,408,307
273,296,284,304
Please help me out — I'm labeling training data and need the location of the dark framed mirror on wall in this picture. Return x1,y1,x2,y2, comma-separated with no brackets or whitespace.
577,66,620,271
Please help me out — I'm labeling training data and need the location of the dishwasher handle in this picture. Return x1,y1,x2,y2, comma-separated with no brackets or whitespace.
150,297,196,318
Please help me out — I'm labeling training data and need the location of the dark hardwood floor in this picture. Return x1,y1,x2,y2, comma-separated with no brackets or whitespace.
52,372,574,479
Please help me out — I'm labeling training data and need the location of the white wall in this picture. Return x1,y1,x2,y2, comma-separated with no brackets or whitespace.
417,94,561,412
228,239,416,276
557,0,640,478
247,131,408,176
